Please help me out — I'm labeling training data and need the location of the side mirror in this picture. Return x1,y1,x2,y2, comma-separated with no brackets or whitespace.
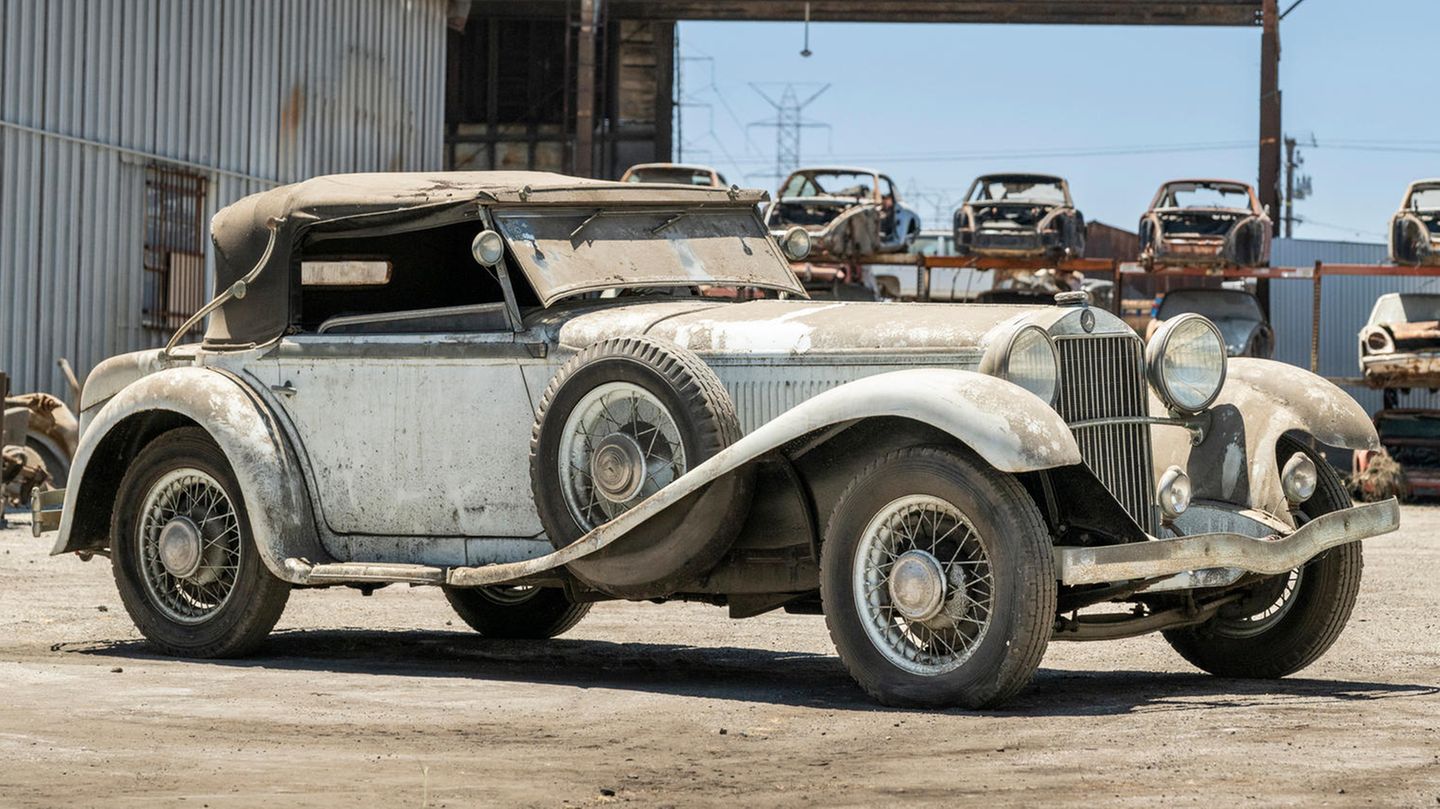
471,229,505,267
780,225,812,261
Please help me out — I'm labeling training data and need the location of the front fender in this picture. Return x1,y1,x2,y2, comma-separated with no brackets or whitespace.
52,366,326,583
447,369,1079,588
588,368,1078,539
1155,358,1378,522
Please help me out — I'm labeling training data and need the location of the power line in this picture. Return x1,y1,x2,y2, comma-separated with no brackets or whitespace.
747,83,831,181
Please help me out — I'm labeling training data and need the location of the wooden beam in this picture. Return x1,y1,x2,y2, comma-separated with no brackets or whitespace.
469,1,1263,26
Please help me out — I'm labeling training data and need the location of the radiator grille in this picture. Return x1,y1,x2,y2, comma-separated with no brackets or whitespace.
1053,334,1159,534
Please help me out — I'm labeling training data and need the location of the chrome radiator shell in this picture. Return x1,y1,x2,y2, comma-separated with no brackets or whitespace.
1053,334,1160,534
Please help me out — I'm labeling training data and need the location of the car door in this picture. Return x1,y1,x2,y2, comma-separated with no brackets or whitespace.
272,326,543,539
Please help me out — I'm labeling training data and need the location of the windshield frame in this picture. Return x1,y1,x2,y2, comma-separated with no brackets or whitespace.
492,203,807,306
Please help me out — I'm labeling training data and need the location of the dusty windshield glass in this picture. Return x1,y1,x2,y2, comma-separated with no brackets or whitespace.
781,172,876,200
494,207,804,305
1410,187,1440,210
973,180,1065,205
1166,185,1251,209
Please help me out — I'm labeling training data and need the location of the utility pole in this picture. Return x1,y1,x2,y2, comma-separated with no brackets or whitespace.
748,83,830,182
1282,134,1312,238
1258,0,1281,235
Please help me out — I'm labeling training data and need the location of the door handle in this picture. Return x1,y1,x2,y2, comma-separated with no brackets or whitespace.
271,381,297,397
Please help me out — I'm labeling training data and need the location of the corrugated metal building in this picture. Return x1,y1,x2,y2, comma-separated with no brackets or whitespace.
1266,237,1440,415
1,0,448,397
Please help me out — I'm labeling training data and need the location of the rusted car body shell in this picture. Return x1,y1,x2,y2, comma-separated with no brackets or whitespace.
1389,179,1440,266
953,173,1085,259
764,166,919,257
1139,179,1271,269
1358,292,1440,388
619,163,728,188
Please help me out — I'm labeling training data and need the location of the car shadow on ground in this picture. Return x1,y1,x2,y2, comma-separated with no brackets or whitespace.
55,627,1439,717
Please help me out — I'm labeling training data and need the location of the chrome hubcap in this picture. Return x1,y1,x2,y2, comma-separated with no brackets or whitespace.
854,494,995,676
157,516,204,580
137,468,243,624
888,550,948,621
557,382,686,530
591,432,647,503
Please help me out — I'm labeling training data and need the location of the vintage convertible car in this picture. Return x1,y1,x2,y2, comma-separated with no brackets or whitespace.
1139,179,1271,269
34,172,1398,709
765,166,920,257
1358,292,1440,389
953,173,1085,260
1389,179,1440,266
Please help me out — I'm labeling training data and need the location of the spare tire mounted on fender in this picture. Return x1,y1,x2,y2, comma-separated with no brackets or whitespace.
530,336,753,599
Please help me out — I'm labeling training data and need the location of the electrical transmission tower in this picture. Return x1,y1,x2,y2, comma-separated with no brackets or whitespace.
747,83,830,182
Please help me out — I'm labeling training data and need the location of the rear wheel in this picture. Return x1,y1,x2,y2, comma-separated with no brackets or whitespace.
1163,436,1363,678
110,427,290,658
821,446,1055,708
443,586,591,639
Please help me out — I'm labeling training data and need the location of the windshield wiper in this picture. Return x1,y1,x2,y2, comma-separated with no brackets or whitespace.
652,207,709,235
569,209,607,240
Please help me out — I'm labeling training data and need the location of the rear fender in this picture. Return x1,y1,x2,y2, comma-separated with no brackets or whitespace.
52,366,326,582
1153,358,1378,523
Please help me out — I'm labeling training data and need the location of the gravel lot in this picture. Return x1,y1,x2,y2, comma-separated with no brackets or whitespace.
1,505,1437,807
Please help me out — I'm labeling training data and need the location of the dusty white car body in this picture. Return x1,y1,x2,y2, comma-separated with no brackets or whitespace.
36,171,1398,708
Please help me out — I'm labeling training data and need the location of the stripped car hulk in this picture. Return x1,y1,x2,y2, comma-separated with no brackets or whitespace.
34,171,1397,709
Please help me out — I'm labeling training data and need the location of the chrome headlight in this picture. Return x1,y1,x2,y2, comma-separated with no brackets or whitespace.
781,226,812,261
1146,314,1227,414
983,325,1058,404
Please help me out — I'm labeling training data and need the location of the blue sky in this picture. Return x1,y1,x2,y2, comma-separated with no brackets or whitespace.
675,2,1438,243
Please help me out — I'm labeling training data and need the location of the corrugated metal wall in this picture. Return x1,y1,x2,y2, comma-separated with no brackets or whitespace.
1267,238,1440,415
1,0,447,398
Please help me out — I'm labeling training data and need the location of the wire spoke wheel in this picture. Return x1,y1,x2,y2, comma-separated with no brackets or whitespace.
557,381,687,530
1212,567,1304,638
135,468,243,625
853,494,994,676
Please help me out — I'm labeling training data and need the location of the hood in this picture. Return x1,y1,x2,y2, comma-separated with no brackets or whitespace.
541,299,1042,357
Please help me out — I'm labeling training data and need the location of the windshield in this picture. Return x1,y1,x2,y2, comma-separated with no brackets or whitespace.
1371,293,1440,325
494,206,805,305
1162,184,1252,210
969,178,1066,205
625,167,722,187
1158,290,1264,321
780,171,877,200
1409,187,1440,210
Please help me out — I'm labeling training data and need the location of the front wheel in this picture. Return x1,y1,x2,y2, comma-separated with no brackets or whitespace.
821,446,1056,708
110,427,290,658
1163,436,1363,678
442,586,591,639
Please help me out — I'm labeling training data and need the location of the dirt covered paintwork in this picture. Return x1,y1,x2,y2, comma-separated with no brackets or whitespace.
540,298,1038,357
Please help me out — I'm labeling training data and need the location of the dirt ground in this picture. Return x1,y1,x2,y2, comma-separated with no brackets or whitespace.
1,507,1437,808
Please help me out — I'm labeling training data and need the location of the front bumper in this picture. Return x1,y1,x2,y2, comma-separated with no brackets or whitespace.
1054,498,1399,586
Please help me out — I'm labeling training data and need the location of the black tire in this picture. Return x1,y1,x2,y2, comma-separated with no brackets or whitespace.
1163,436,1363,678
820,446,1056,709
443,586,591,639
530,336,752,598
110,427,290,658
